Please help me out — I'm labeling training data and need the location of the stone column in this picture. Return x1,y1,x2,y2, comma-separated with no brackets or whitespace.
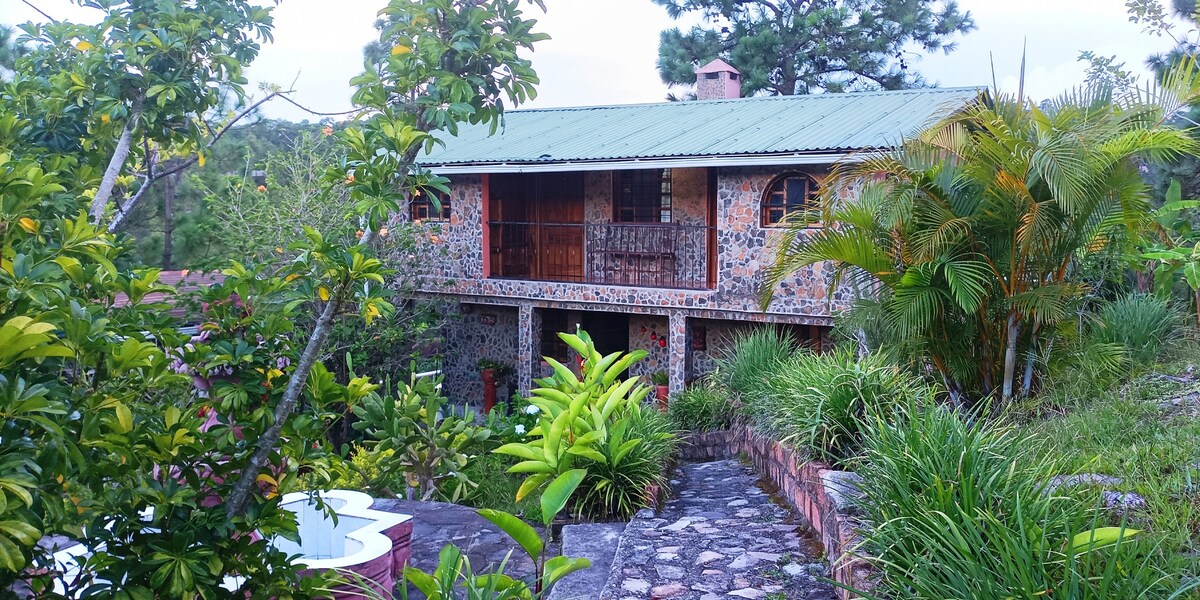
517,304,540,397
667,311,690,395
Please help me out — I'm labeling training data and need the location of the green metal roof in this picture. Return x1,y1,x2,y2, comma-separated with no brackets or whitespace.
419,87,982,171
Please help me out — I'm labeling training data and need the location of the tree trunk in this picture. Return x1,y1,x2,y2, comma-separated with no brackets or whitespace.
1001,311,1020,402
90,98,143,225
161,170,179,270
1019,322,1041,399
1194,288,1200,332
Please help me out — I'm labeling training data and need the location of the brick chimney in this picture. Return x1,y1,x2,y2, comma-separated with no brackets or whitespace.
695,58,741,100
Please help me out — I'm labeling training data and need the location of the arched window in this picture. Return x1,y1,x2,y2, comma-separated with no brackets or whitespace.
761,172,818,226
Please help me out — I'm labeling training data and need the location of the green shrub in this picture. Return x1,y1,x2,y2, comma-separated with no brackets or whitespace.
573,404,677,521
1091,293,1179,364
332,446,401,496
453,453,543,523
854,405,1188,599
667,381,736,433
751,349,929,465
352,374,492,502
496,330,678,522
715,326,795,401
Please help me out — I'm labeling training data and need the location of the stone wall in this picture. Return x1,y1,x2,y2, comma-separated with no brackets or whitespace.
418,166,858,321
442,304,520,406
628,314,669,379
680,428,873,600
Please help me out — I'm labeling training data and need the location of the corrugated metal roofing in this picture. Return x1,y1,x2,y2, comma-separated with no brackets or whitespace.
419,87,982,169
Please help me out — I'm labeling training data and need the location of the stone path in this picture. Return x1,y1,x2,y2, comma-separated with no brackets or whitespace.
372,498,539,579
600,459,836,600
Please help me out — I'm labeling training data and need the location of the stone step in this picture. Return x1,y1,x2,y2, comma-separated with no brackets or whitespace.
548,522,628,600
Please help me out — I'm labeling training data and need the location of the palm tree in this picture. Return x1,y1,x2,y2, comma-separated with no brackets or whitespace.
762,57,1200,404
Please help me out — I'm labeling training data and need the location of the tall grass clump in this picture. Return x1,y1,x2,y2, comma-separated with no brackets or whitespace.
854,406,1190,599
1091,293,1179,364
715,327,795,401
667,380,735,432
573,404,677,521
751,349,929,465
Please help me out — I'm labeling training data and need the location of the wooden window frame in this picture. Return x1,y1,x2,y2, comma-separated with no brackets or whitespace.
410,193,452,222
761,171,819,227
614,169,672,223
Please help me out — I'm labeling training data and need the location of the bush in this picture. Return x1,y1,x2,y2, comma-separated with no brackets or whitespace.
333,446,401,496
573,404,677,521
352,374,492,502
854,405,1187,599
1091,293,1179,364
495,330,678,522
715,326,795,401
667,381,736,433
453,453,543,523
751,349,929,465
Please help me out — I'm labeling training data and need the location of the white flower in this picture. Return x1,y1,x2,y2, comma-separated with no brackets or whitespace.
523,404,540,415
514,424,526,435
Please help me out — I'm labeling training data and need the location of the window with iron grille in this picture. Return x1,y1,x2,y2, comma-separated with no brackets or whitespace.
615,169,672,223
410,193,451,222
761,172,818,226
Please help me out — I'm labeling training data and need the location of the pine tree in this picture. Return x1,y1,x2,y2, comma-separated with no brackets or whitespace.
653,0,975,96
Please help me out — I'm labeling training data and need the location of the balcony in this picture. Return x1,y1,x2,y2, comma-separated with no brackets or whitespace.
487,221,714,290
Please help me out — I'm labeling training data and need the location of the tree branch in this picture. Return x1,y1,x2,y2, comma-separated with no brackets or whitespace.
107,91,288,232
20,0,58,24
223,269,353,519
89,95,143,224
225,137,426,518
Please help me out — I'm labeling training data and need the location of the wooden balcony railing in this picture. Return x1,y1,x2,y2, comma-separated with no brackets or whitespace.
487,221,714,290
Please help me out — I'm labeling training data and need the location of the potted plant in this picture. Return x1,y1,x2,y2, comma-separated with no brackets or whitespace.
650,371,670,410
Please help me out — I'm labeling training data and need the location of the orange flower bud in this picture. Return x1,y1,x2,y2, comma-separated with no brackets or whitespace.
257,185,267,192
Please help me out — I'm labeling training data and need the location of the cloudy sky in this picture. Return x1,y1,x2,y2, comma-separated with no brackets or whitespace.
2,0,1190,121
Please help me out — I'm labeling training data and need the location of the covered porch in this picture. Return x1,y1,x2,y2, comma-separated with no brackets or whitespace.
483,169,717,290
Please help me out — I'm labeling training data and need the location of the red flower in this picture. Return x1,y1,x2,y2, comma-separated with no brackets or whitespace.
658,338,667,348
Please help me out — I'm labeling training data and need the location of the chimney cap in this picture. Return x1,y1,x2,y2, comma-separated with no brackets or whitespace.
695,58,739,75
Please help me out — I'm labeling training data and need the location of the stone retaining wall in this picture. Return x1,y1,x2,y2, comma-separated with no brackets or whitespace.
680,428,873,599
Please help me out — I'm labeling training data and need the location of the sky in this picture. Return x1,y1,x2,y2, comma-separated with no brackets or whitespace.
1,0,1192,121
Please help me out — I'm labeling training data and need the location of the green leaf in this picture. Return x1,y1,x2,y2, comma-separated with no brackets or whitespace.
1069,527,1141,553
540,469,587,525
565,446,608,464
542,555,592,589
477,509,543,562
515,473,550,502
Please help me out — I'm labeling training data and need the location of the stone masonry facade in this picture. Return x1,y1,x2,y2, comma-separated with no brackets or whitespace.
413,165,858,404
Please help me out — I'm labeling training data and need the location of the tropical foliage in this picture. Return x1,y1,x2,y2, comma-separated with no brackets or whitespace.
495,330,677,521
667,380,737,433
764,58,1200,403
353,374,493,502
0,0,551,594
855,405,1193,598
748,348,932,465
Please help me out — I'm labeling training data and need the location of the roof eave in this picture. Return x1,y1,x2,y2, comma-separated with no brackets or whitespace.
424,151,875,175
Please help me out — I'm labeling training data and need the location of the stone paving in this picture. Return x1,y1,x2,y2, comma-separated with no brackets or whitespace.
372,498,540,579
600,459,837,600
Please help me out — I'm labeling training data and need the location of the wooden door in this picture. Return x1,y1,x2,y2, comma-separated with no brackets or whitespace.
490,174,535,278
535,173,584,281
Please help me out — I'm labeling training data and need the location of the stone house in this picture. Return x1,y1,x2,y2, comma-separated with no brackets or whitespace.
410,60,981,404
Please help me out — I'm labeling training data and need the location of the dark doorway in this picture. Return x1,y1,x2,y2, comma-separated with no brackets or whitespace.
581,312,630,358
